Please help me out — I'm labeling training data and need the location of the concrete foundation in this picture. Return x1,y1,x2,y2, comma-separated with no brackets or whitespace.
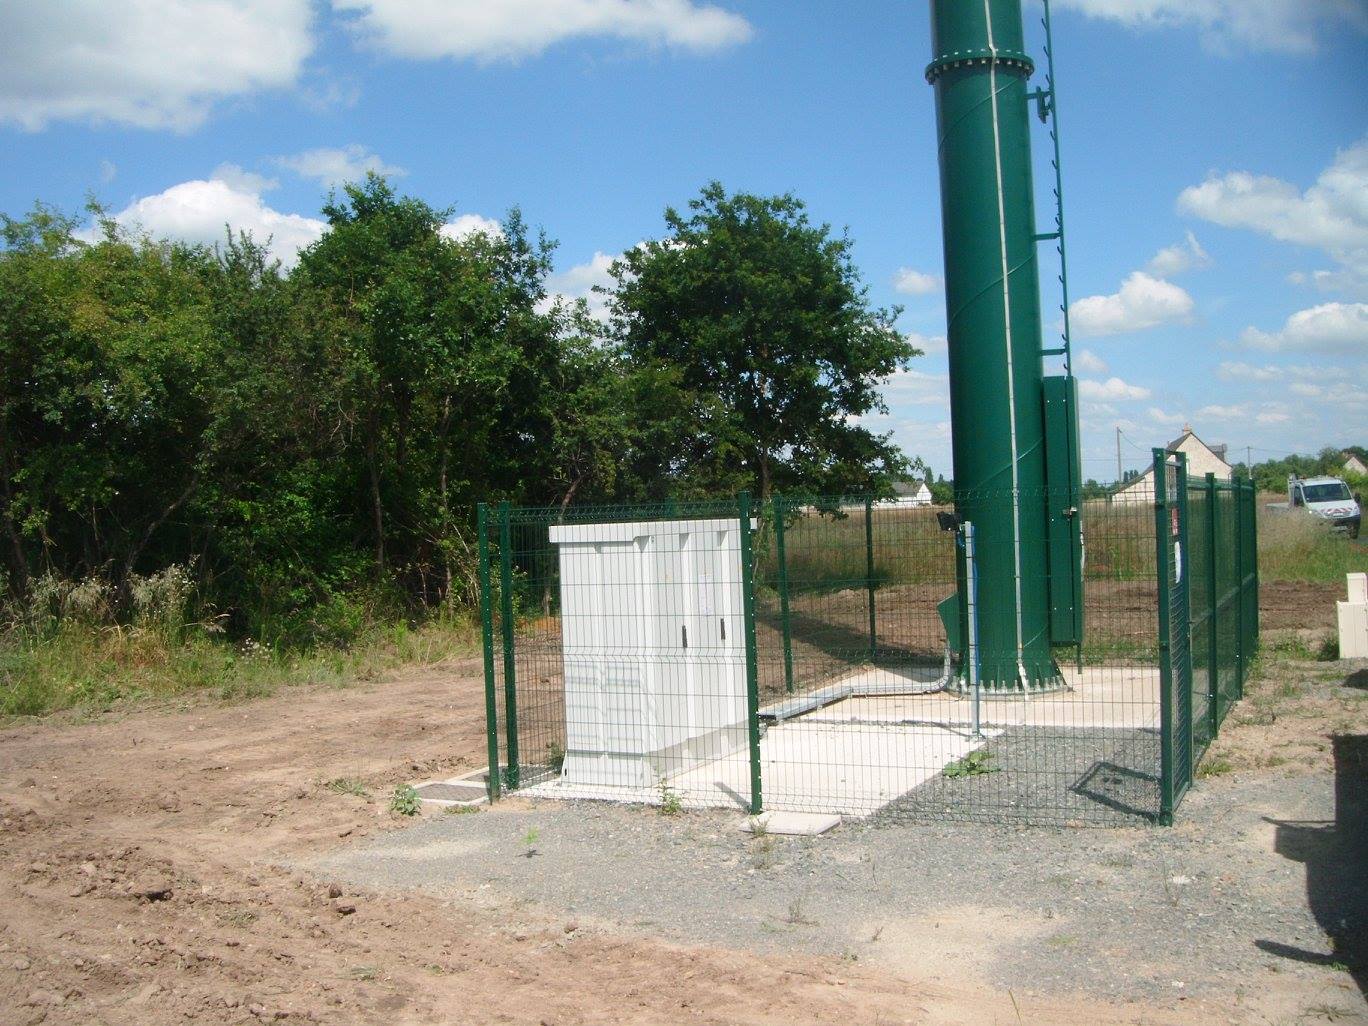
519,663,1158,818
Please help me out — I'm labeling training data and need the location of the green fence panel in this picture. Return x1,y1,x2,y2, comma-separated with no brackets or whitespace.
1155,449,1193,823
1186,473,1215,753
478,503,501,801
772,494,795,694
471,480,1259,826
738,491,763,815
498,500,520,789
1175,454,1194,785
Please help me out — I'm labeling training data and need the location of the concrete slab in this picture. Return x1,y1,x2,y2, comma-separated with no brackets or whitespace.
521,718,998,817
801,665,1159,731
515,666,1155,818
412,769,491,808
738,811,840,835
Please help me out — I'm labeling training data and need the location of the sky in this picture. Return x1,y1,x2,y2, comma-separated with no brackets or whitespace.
2,0,1365,483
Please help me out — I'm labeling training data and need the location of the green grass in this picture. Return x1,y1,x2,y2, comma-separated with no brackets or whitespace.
0,616,477,720
1257,504,1368,583
757,500,1164,596
1196,754,1234,778
943,749,999,778
324,777,370,798
756,505,950,594
389,784,421,816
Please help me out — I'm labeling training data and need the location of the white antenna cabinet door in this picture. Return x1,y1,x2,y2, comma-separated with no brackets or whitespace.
550,518,750,788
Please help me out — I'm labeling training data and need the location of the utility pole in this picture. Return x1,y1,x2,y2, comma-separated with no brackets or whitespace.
1246,445,1252,477
1116,426,1123,484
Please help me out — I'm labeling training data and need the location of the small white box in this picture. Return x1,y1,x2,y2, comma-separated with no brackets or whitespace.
1339,602,1368,659
1348,572,1368,605
1339,573,1368,660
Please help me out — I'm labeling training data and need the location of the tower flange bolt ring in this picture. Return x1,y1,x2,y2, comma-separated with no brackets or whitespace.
925,48,1034,84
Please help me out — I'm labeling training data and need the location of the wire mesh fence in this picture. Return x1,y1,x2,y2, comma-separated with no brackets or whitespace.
479,451,1259,827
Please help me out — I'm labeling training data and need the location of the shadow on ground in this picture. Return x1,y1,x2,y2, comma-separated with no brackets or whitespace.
1262,731,1367,997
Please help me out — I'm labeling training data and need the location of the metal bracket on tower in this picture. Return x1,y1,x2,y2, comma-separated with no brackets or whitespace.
1027,87,1053,122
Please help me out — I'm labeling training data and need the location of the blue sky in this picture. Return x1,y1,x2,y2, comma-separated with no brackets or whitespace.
2,0,1365,482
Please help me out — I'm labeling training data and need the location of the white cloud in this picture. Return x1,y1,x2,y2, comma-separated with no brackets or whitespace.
1075,349,1108,374
1256,409,1292,425
1148,407,1187,426
1069,271,1195,337
98,172,325,267
98,160,118,184
1146,231,1211,277
1078,376,1153,402
1239,302,1368,355
1285,380,1368,406
334,0,753,62
1195,403,1246,420
1288,267,1368,296
881,368,951,408
543,250,619,320
905,331,947,356
892,268,942,296
1178,138,1368,295
0,0,313,130
1218,360,1345,382
275,145,406,187
1053,0,1368,56
439,214,504,241
210,162,279,195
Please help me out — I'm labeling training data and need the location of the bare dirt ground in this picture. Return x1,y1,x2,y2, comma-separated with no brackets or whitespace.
2,626,1365,1024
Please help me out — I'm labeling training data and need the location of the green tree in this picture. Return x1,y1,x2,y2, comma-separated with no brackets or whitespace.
0,206,224,598
607,182,918,502
291,175,566,604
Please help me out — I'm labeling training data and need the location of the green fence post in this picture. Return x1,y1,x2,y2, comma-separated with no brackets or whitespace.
865,496,877,663
1234,480,1246,702
1206,473,1220,738
498,500,519,789
1175,453,1194,782
1253,485,1259,648
1153,449,1175,825
737,491,763,815
477,503,501,801
773,494,795,694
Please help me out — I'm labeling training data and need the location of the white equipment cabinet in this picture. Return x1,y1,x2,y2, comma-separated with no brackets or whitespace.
548,517,751,788
1339,572,1368,659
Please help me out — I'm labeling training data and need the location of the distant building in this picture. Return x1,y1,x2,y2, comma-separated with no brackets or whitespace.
882,480,934,507
1113,425,1232,504
1344,453,1368,476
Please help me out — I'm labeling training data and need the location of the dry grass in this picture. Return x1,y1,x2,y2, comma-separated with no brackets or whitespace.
0,616,477,719
1256,500,1366,583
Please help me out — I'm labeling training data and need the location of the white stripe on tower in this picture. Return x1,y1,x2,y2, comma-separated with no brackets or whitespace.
983,0,1029,687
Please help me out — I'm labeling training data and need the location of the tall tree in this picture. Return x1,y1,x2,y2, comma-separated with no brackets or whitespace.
607,182,918,501
291,175,565,600
0,206,222,597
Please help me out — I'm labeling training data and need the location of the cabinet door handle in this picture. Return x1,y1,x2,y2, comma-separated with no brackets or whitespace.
720,618,726,641
681,625,688,649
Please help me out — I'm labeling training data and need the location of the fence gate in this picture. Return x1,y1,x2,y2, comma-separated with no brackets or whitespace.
1154,450,1192,823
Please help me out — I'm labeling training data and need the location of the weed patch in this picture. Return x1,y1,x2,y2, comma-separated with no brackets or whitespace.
942,749,998,779
389,785,421,816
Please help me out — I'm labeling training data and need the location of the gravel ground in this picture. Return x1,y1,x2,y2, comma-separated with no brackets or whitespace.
876,725,1162,826
305,769,1364,1008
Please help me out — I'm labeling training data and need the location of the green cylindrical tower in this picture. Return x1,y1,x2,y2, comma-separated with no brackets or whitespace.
927,0,1059,689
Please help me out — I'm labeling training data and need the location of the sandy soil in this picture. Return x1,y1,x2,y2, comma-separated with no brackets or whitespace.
1259,580,1348,631
0,660,1172,1026
1,649,1363,1024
